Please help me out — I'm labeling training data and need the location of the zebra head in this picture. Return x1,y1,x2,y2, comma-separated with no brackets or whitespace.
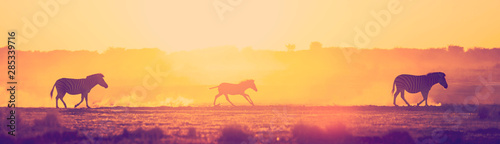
87,73,108,88
244,79,258,92
428,72,448,89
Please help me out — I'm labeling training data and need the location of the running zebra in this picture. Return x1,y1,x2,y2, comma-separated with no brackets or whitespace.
50,73,108,108
391,72,448,106
210,80,257,106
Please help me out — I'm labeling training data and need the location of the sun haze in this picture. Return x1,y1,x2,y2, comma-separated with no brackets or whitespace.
1,1,500,107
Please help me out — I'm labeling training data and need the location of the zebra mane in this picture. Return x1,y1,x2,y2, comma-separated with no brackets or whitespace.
239,79,254,84
86,73,104,79
427,72,445,78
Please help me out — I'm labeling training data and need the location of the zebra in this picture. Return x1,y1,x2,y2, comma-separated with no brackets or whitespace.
210,79,257,106
50,73,108,108
391,72,448,106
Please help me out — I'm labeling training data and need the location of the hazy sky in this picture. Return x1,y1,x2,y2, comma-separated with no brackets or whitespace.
2,0,500,52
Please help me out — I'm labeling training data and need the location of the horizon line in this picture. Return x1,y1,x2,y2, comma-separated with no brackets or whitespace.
2,45,500,53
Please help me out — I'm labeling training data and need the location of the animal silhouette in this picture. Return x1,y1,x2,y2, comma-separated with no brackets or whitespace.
50,73,108,108
210,80,257,106
392,72,448,106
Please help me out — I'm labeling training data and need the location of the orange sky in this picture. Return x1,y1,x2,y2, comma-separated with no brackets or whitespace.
1,0,500,52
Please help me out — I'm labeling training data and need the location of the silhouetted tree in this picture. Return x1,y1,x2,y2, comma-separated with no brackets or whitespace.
310,41,322,50
286,44,296,52
448,45,464,53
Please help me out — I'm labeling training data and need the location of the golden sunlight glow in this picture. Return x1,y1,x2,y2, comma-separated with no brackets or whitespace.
0,1,499,107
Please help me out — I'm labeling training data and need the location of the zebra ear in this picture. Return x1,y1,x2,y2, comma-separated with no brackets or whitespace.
433,72,445,78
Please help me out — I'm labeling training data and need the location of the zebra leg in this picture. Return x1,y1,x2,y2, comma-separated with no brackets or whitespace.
241,94,254,106
84,93,91,108
56,97,59,108
423,91,429,106
213,93,222,106
60,97,68,108
393,90,400,106
417,91,429,106
225,94,236,106
56,93,66,108
75,95,85,108
247,96,254,106
400,91,411,106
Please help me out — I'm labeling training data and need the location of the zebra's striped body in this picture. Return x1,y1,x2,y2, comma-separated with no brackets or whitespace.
391,72,448,106
50,73,108,108
210,80,257,106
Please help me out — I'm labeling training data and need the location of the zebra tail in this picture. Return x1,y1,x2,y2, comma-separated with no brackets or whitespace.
209,86,218,89
50,83,56,99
